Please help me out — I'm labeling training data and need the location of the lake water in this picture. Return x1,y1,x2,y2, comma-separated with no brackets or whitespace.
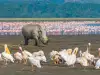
86,23,100,26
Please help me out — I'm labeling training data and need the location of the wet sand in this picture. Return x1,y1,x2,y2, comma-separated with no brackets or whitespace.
0,35,100,75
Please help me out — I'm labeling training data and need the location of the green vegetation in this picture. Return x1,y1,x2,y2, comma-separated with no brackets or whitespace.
0,18,100,22
0,1,100,18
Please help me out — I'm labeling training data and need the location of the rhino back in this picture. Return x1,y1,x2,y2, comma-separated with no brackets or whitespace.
22,24,41,38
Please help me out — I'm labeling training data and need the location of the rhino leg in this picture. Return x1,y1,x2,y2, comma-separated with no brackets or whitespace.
24,37,29,45
34,36,40,46
34,39,39,46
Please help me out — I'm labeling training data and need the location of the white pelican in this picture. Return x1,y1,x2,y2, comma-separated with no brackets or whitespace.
22,51,29,64
33,54,47,63
76,50,89,67
49,50,59,60
19,47,29,64
28,54,47,71
98,48,100,57
28,56,42,71
64,47,79,67
82,52,95,63
1,44,14,65
81,43,95,63
14,46,23,63
23,50,32,57
14,52,23,63
52,54,62,64
59,48,72,57
76,57,89,67
94,48,100,69
14,46,32,64
32,50,45,57
49,50,63,64
58,49,73,65
95,59,100,69
0,53,3,62
88,43,91,53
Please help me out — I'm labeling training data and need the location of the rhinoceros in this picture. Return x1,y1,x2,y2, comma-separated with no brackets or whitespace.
22,24,48,46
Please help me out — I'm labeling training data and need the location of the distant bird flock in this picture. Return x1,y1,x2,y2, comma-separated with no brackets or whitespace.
0,21,100,35
0,43,100,71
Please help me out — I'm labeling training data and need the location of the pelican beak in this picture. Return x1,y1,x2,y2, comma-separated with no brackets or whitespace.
74,47,79,55
88,43,91,46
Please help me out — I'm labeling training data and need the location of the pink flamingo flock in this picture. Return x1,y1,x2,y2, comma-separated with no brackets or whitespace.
0,21,100,35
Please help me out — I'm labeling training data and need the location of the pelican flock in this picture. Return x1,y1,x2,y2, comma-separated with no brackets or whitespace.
0,43,100,71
